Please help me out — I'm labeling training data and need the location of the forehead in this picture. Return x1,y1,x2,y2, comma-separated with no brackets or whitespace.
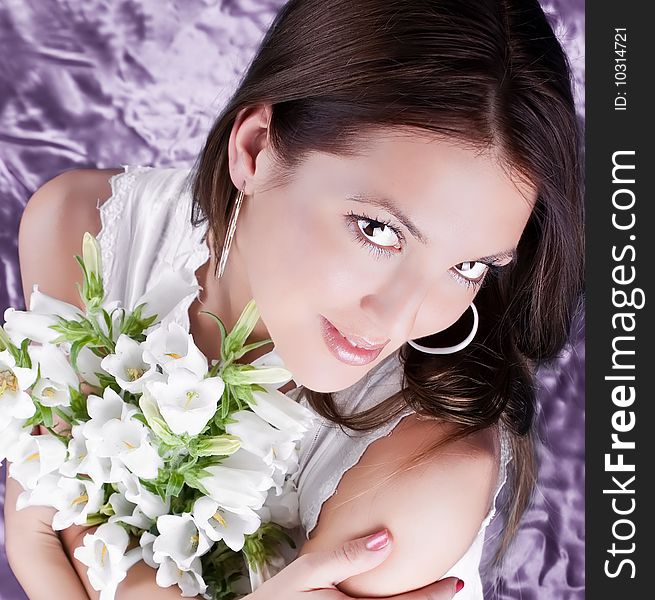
308,129,538,259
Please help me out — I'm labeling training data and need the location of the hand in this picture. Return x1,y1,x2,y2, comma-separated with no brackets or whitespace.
246,529,463,599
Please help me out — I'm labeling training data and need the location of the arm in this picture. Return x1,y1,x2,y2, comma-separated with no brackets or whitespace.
296,415,499,598
5,167,187,599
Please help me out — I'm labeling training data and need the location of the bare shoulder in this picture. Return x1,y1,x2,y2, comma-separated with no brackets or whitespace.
18,167,124,307
297,414,500,597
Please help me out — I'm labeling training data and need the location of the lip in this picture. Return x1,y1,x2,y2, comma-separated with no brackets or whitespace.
319,316,388,366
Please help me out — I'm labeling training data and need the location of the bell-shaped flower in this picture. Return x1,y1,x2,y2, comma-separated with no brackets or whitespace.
142,322,208,379
225,410,296,468
60,424,112,485
52,477,104,530
83,387,134,443
100,334,162,394
2,284,84,346
146,370,224,437
247,388,317,439
73,522,143,600
76,345,105,387
249,347,296,391
108,492,152,531
155,555,207,597
198,449,275,512
139,531,157,568
0,349,37,429
256,478,301,529
0,417,31,464
94,416,163,481
9,434,67,491
29,344,79,408
15,472,60,511
131,262,200,325
120,471,169,520
152,513,212,570
192,496,260,552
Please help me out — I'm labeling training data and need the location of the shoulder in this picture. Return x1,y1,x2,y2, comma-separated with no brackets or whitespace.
297,414,500,597
18,168,123,307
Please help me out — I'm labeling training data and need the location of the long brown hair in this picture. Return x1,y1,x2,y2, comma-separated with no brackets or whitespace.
189,0,584,582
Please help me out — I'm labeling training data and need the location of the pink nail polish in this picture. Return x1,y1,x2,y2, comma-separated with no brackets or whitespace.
365,529,390,550
455,579,465,593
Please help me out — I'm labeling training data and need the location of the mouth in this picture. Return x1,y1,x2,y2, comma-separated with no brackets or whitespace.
319,316,389,366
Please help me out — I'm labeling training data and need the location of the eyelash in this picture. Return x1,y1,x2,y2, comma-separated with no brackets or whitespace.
345,210,505,290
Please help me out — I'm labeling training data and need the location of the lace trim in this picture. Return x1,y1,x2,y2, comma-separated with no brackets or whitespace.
477,423,513,534
303,406,414,539
96,164,153,294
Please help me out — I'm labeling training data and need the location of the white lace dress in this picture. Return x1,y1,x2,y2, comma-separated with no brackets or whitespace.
96,164,513,599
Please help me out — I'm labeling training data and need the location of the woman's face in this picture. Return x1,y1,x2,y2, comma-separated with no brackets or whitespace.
232,125,536,393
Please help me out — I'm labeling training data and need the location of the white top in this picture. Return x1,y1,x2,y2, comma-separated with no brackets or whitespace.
96,164,512,599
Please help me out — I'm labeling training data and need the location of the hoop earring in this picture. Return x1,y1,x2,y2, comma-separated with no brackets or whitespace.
407,302,479,355
217,183,246,279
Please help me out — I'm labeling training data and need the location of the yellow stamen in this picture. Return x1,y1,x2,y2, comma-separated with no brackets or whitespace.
42,386,57,397
165,352,182,359
71,493,88,506
0,370,18,396
190,533,199,551
26,452,40,462
100,544,107,566
123,440,136,449
212,511,227,527
125,367,145,381
183,390,199,409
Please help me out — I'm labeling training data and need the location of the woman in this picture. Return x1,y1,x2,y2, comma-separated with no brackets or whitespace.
4,0,583,598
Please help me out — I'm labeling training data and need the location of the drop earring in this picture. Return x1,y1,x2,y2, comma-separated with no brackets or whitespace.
407,302,479,354
217,182,246,279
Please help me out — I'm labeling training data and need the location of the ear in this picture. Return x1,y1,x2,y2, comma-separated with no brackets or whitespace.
228,103,273,194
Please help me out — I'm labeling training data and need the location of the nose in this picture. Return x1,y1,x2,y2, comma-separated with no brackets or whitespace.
360,260,433,342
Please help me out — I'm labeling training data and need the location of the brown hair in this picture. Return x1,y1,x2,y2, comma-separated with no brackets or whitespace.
189,0,584,583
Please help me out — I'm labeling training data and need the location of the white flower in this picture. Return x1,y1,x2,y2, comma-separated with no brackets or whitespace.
146,370,224,437
155,556,207,597
256,478,301,529
15,472,60,511
121,471,169,520
52,477,104,530
108,492,152,530
9,434,67,490
192,496,260,552
0,417,32,464
139,531,157,568
0,349,37,428
73,522,143,600
131,262,200,324
76,345,105,387
100,334,162,394
94,416,163,481
60,424,112,484
2,284,83,346
29,344,79,408
198,449,275,512
83,387,133,441
247,388,316,439
152,513,212,570
225,410,296,467
142,322,208,378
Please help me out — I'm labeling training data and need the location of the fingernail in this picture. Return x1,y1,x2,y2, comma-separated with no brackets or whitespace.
455,579,465,594
365,529,390,551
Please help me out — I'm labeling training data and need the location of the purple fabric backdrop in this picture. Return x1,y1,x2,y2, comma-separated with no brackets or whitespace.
0,1,584,598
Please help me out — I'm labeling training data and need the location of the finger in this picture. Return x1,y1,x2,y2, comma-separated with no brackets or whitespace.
354,576,462,600
298,529,394,589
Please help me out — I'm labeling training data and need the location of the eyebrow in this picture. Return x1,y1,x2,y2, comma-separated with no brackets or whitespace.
346,193,518,264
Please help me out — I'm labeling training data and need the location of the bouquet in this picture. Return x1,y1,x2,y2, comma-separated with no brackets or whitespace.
0,232,317,599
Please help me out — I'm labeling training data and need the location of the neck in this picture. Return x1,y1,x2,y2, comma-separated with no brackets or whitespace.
193,229,274,365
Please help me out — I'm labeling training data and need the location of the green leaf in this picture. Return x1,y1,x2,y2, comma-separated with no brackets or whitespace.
69,386,90,421
165,471,185,498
